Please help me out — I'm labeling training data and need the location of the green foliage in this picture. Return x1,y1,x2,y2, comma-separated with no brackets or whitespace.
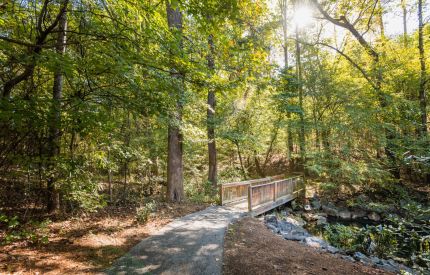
324,224,364,252
0,214,51,245
185,180,218,204
323,203,430,269
136,201,157,224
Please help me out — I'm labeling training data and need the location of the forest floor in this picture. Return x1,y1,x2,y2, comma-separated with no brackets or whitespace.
223,217,392,275
0,202,207,274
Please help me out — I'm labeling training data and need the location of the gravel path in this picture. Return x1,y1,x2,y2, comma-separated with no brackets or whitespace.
105,205,245,275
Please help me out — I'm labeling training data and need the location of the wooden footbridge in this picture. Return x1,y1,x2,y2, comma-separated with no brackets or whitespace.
219,174,303,216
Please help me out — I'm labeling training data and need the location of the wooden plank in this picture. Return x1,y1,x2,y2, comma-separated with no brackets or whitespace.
219,184,223,205
223,195,248,205
249,194,295,217
273,181,277,201
248,185,253,211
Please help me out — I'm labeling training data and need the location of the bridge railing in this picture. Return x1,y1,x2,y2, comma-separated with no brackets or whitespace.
219,175,283,205
219,174,302,214
248,176,302,212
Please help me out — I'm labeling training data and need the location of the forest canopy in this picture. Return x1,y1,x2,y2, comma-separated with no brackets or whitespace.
0,0,428,213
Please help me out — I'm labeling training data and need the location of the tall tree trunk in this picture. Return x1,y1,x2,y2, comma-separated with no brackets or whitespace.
280,0,294,161
418,0,428,136
287,112,294,160
166,1,184,202
235,142,247,179
377,0,385,38
401,0,408,47
207,33,217,186
47,6,67,212
295,26,306,167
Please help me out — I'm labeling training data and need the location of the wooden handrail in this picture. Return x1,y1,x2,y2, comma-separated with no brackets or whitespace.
219,174,302,207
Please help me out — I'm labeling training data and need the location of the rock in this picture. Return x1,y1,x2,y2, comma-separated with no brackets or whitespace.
310,197,322,210
351,209,367,219
302,213,319,222
338,209,352,220
316,216,328,226
278,220,294,232
322,204,339,217
375,262,398,273
285,216,306,227
282,232,307,242
369,256,381,265
368,212,381,222
326,245,340,254
341,255,355,262
266,223,279,233
264,214,278,225
353,252,372,265
304,236,328,249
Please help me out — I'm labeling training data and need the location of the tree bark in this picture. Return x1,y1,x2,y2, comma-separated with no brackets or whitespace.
166,1,184,202
295,26,306,167
207,33,217,186
401,0,408,47
280,0,294,161
418,0,428,136
235,142,247,179
47,5,67,212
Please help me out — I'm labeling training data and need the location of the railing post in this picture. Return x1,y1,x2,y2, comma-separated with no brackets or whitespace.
273,181,277,201
219,184,224,205
248,185,253,212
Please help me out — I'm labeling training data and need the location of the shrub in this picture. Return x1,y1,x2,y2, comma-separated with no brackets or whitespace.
136,201,157,224
0,214,51,245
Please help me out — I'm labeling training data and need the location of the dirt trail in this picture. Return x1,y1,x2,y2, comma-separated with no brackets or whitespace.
223,217,391,275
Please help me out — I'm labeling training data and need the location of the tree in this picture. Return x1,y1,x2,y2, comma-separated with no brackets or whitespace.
47,1,68,212
310,0,399,177
418,0,428,136
207,32,217,186
166,1,185,202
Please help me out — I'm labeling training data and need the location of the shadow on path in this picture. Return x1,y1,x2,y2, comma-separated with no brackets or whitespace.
105,205,246,275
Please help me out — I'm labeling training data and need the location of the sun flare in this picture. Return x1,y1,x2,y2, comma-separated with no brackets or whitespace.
292,6,314,28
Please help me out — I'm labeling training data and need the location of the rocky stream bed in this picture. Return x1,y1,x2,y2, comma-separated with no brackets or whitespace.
263,201,423,274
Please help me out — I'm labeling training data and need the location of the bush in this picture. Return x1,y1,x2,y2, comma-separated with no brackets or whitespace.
323,224,363,252
0,214,51,245
136,201,157,224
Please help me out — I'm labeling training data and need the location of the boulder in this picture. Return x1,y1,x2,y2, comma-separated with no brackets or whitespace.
322,204,340,217
326,245,340,254
304,236,328,249
278,220,294,232
316,216,328,226
338,209,352,220
353,252,372,265
370,256,382,265
264,214,278,225
266,223,279,233
341,255,355,262
310,197,322,210
285,216,306,227
282,231,308,242
351,209,367,219
368,212,381,222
